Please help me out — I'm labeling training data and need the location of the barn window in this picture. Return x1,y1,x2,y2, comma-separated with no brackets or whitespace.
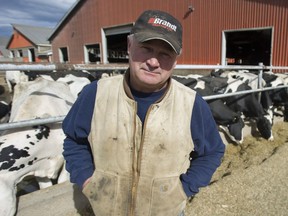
28,48,35,62
102,23,133,64
84,44,100,64
106,34,129,63
59,47,69,63
17,50,23,57
223,27,273,66
10,50,15,58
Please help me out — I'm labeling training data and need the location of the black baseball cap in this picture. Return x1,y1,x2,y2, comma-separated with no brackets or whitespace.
130,10,183,55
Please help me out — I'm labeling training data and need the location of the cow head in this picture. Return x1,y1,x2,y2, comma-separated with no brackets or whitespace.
256,116,274,141
227,116,245,144
219,114,245,145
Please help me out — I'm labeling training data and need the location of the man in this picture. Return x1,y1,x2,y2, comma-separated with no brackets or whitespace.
63,10,225,215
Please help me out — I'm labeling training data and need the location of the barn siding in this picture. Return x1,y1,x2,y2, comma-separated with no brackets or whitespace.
8,31,33,49
50,0,288,66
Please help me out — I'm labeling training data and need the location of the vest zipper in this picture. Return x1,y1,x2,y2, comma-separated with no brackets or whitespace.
130,104,153,215
130,102,139,216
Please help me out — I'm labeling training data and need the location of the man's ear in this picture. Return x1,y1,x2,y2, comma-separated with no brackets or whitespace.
172,60,177,69
127,36,131,54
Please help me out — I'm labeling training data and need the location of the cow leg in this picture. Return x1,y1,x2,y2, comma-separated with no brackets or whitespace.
0,181,17,216
57,162,70,184
35,177,53,189
32,155,66,189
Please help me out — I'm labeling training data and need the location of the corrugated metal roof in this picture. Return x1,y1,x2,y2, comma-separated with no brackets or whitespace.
0,36,10,57
12,24,53,45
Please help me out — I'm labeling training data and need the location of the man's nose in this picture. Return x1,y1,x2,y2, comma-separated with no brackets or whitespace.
146,56,160,68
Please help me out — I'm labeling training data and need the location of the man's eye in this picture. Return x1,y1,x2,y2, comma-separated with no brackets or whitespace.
141,46,152,52
160,52,172,59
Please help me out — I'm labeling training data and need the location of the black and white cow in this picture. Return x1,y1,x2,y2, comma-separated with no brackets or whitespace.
0,77,75,216
21,70,95,82
54,74,91,99
262,71,288,121
173,75,245,144
5,70,29,93
211,69,274,141
5,70,95,101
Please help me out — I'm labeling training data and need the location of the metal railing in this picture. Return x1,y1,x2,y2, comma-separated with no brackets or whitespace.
0,63,56,71
0,116,65,131
0,63,287,131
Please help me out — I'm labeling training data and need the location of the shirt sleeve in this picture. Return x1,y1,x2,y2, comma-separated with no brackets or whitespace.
180,93,226,197
62,81,97,188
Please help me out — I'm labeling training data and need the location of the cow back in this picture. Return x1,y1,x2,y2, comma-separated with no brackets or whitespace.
10,77,75,122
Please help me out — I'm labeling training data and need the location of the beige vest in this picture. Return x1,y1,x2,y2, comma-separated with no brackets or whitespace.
83,74,196,216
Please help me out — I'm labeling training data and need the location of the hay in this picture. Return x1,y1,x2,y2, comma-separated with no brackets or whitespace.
186,121,288,216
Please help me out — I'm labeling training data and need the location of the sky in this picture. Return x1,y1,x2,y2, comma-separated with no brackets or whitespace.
0,0,77,37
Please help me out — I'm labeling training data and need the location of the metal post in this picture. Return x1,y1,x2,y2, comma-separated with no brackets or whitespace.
258,62,264,102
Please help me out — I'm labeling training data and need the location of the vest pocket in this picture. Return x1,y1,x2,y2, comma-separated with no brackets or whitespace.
82,170,117,215
150,176,187,215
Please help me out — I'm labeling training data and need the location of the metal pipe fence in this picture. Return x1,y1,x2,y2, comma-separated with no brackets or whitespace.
0,63,287,131
0,116,65,131
2,63,288,72
0,63,56,71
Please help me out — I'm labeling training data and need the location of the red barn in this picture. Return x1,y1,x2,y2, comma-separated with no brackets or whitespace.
6,24,53,63
49,0,288,67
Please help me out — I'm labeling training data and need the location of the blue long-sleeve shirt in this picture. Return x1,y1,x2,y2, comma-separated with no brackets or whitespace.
62,79,225,197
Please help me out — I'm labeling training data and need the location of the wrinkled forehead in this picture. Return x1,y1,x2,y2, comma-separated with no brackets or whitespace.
141,38,176,53
130,35,177,54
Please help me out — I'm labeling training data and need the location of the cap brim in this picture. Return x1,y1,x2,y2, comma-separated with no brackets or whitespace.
134,33,181,55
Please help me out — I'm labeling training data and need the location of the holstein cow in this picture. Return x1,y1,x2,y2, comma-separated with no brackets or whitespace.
5,70,29,93
5,70,95,93
211,70,274,141
262,71,288,122
17,70,93,99
53,74,91,99
173,75,245,144
0,77,75,216
23,70,96,83
25,70,105,99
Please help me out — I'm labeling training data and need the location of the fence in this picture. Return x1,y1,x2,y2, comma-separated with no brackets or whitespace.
0,63,287,131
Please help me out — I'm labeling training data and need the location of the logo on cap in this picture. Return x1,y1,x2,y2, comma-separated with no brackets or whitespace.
148,17,177,32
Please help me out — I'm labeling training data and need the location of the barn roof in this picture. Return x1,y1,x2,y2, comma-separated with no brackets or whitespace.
11,24,53,45
0,36,10,57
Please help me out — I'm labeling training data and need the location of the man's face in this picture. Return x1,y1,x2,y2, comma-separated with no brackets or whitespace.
127,36,178,93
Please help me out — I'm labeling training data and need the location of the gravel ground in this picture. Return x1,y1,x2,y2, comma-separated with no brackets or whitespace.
185,120,288,216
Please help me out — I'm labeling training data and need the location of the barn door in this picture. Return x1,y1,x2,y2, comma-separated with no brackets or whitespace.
101,23,133,64
222,27,273,66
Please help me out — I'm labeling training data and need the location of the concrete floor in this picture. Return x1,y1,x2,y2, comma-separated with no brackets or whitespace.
17,181,93,216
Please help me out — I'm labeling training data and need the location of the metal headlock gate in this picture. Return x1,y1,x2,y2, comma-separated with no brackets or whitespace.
0,63,287,131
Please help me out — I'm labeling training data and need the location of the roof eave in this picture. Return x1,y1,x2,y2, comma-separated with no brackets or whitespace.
48,0,83,41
